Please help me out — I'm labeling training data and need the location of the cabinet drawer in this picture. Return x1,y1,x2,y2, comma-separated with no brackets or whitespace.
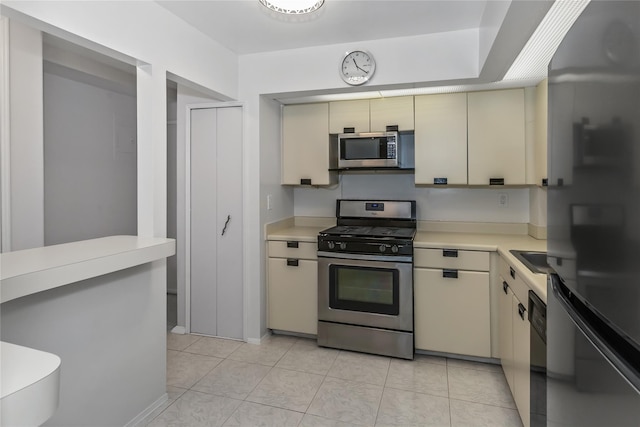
414,248,489,271
268,240,317,260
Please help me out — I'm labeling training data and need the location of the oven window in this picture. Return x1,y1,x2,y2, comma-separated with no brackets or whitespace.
329,265,399,315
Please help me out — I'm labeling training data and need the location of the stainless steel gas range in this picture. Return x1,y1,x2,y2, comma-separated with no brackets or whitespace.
317,199,416,360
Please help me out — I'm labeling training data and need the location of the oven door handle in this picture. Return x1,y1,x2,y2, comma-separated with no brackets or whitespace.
317,251,412,263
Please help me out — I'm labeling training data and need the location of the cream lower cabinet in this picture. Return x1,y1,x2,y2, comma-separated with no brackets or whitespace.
267,240,317,335
414,248,491,358
498,257,531,427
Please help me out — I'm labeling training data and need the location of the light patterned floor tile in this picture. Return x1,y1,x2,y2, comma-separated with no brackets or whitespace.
222,401,303,427
227,335,296,366
446,358,503,373
307,377,383,426
448,366,516,409
385,358,449,397
146,390,241,427
246,367,324,412
276,340,340,375
192,359,272,400
300,413,373,427
375,387,451,427
414,353,448,366
184,336,244,359
142,386,188,426
167,332,202,351
326,351,391,386
450,399,523,427
167,350,223,389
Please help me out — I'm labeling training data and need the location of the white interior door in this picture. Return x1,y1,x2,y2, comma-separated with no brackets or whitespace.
189,106,243,339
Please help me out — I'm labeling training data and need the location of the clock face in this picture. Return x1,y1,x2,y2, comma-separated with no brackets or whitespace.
341,50,375,86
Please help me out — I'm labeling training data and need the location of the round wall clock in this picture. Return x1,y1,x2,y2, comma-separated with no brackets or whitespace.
340,50,376,86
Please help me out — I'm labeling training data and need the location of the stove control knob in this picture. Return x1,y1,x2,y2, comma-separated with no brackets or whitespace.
327,241,335,250
379,244,386,253
339,242,347,250
391,245,399,253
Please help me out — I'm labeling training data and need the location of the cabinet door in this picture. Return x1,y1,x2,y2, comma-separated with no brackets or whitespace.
468,89,526,185
512,294,531,427
282,103,334,186
268,258,318,335
498,277,515,391
414,268,491,357
414,93,468,185
329,100,370,134
370,97,414,131
534,79,548,187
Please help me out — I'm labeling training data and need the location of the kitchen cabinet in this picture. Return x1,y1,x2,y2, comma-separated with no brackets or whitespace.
267,240,318,335
534,79,548,187
329,97,414,134
468,89,526,185
414,248,491,357
282,103,337,186
498,257,531,427
414,93,468,185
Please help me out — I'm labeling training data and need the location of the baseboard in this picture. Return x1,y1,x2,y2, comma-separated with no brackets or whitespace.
170,325,186,335
246,330,271,345
125,392,168,427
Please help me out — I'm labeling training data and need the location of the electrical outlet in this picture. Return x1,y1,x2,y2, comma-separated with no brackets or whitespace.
498,193,508,208
267,194,273,210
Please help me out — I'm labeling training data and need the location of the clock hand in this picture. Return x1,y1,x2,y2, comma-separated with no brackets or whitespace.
352,59,368,74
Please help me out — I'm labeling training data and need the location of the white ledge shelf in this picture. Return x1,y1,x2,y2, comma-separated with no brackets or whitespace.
0,235,176,304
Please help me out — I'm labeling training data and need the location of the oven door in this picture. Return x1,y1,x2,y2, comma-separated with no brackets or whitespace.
318,253,413,332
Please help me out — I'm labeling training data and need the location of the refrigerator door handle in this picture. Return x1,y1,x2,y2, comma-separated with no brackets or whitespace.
550,274,640,394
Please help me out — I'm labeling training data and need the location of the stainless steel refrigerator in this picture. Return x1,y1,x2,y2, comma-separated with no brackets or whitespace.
547,1,640,426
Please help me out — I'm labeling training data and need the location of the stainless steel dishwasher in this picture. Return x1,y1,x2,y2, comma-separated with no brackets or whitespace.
528,290,546,427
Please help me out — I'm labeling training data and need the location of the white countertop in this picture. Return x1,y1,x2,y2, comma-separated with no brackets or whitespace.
1,341,61,426
1,235,176,304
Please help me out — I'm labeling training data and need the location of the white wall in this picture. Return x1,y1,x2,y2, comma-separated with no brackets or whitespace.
43,69,137,245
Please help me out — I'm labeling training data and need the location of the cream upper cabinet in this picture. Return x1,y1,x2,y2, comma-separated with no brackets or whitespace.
534,79,548,187
414,93,468,185
329,100,370,134
370,97,414,131
329,97,414,134
282,103,336,186
468,89,526,185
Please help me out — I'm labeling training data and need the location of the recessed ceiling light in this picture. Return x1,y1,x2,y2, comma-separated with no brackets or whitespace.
259,0,324,15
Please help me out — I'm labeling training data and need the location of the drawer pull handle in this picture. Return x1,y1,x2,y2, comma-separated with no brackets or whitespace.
286,241,299,248
518,303,526,320
443,249,458,258
490,178,505,185
510,267,515,279
434,177,448,185
503,281,509,294
286,259,299,267
300,178,312,185
443,269,458,279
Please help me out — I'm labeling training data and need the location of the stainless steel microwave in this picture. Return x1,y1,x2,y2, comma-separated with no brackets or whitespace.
338,131,399,169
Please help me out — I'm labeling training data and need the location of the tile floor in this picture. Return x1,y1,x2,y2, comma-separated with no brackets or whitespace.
144,332,523,427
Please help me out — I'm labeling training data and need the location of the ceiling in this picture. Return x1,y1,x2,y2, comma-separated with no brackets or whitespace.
156,0,491,55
